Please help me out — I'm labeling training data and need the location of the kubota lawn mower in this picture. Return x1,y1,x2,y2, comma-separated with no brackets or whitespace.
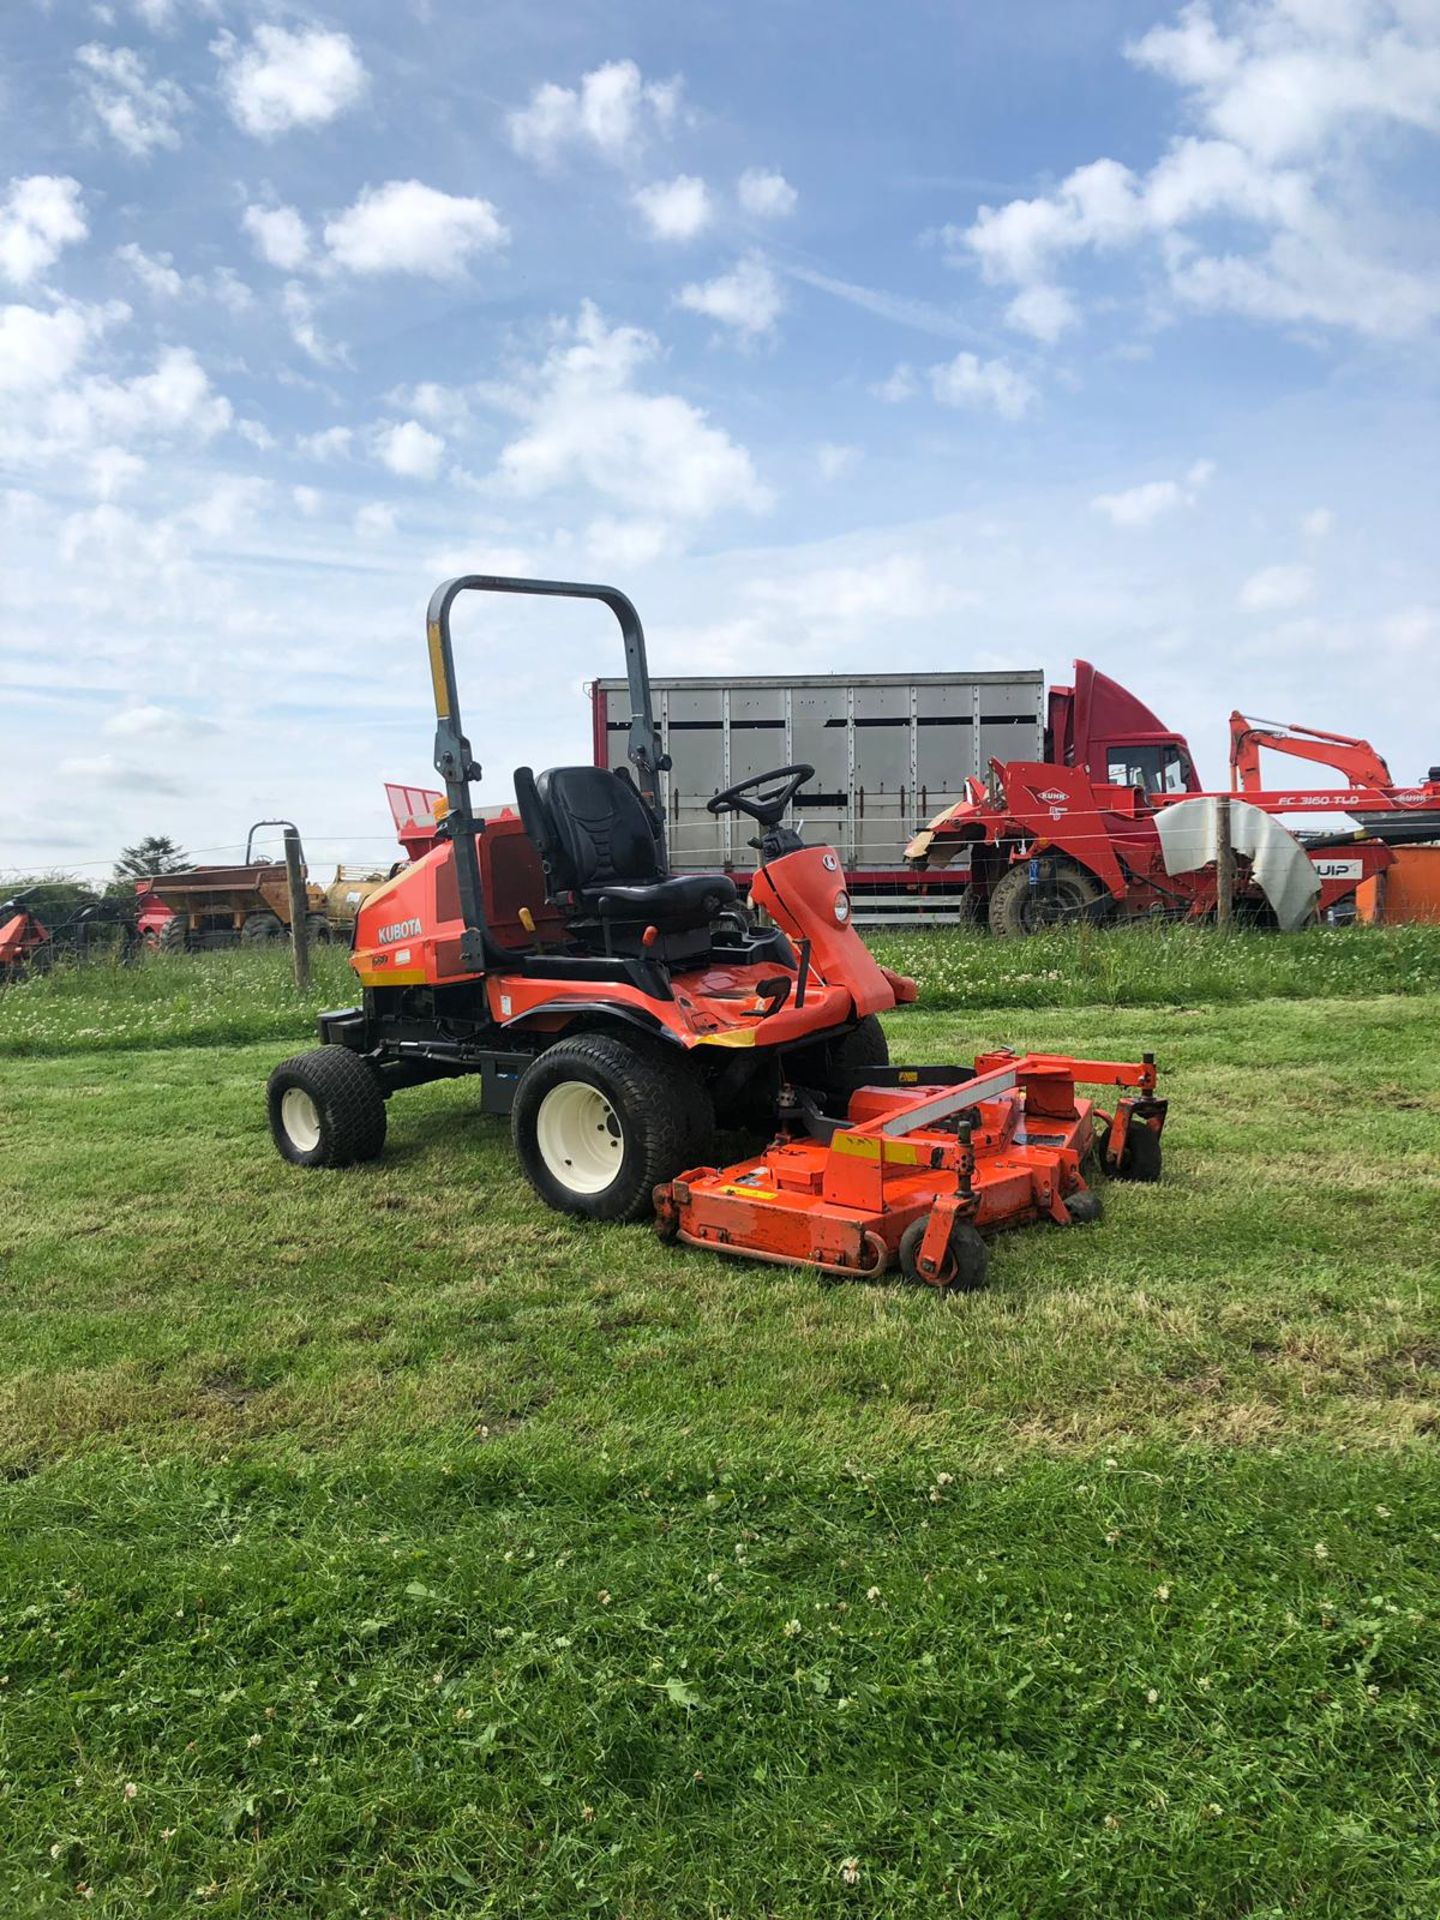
266,575,1169,1286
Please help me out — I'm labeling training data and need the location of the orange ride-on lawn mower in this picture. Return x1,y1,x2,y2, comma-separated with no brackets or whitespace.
265,575,1169,1286
266,575,916,1220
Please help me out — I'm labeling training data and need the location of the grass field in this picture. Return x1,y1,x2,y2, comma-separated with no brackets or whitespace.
2,930,1439,1916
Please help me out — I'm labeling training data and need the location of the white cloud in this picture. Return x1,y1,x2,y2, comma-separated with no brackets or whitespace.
507,59,680,169
323,180,508,277
1239,561,1315,610
115,241,185,298
354,502,397,538
677,254,783,340
282,281,343,365
242,202,310,271
1005,283,1079,342
183,475,269,538
215,25,367,138
816,442,860,481
872,363,918,403
3,345,231,465
749,553,964,629
102,703,177,738
0,176,87,286
954,3,1440,342
1092,458,1215,527
0,298,121,394
1301,506,1335,539
88,447,147,499
376,418,445,480
585,515,670,568
296,425,352,461
75,43,187,157
491,301,770,532
292,484,321,516
632,174,712,242
929,350,1036,420
738,168,797,218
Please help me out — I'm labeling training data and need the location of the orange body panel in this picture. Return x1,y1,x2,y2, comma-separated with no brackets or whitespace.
1357,846,1440,924
350,822,907,1048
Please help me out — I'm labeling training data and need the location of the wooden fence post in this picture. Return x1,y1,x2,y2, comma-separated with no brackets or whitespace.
1215,796,1234,931
283,826,310,991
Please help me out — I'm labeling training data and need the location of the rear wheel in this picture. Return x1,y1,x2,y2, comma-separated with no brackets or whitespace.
988,859,1109,937
157,915,189,952
267,1046,387,1168
243,911,285,945
305,912,330,946
512,1032,700,1222
898,1216,989,1291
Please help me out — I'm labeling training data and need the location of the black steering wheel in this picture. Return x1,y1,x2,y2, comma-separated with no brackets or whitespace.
706,763,814,828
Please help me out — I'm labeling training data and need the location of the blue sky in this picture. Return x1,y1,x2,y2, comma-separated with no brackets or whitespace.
2,0,1438,875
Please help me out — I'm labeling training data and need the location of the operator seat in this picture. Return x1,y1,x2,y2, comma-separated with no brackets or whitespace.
513,765,737,931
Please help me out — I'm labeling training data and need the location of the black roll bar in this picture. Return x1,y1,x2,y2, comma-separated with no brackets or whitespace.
424,575,669,970
245,819,300,864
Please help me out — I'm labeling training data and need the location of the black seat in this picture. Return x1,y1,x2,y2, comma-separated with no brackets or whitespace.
514,765,737,930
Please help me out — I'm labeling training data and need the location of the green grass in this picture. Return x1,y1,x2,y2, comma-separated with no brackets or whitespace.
2,948,1439,1915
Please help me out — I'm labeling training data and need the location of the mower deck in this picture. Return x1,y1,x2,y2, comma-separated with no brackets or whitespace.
654,1049,1167,1286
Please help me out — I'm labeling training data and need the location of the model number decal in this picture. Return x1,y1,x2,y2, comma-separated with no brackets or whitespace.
378,916,423,943
1309,858,1363,881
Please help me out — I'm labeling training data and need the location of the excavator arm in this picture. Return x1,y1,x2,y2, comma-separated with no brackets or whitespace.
1229,711,1393,794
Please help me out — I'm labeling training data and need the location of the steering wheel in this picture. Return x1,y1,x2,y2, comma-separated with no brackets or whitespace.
706,763,815,828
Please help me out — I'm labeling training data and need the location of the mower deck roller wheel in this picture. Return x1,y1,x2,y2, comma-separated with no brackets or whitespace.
1064,1188,1104,1225
988,858,1108,938
513,1032,706,1223
898,1215,989,1292
243,911,285,945
267,1046,387,1168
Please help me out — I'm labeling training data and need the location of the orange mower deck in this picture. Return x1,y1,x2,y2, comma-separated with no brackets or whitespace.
654,1049,1166,1289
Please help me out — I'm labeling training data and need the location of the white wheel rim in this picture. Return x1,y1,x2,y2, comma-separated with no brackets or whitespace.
281,1086,322,1153
535,1081,624,1195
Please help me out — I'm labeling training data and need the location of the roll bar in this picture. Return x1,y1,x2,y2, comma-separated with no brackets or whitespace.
424,575,669,969
245,819,299,864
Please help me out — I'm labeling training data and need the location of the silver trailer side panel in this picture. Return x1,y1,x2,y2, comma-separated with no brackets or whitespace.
592,671,1044,897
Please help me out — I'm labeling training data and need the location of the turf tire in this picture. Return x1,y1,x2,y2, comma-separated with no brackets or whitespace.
267,1046,387,1168
789,1013,890,1108
512,1032,701,1223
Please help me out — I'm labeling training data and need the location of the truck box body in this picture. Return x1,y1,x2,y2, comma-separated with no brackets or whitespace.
592,670,1044,916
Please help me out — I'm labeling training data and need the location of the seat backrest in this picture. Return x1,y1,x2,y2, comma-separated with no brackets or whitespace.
526,766,664,894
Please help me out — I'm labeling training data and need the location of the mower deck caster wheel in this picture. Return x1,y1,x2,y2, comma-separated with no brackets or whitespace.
1064,1189,1104,1225
1101,1120,1163,1183
899,1216,989,1292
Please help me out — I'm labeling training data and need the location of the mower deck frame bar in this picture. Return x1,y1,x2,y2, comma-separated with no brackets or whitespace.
866,1052,1158,1137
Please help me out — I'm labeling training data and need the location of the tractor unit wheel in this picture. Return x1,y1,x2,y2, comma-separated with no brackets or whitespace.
988,859,1109,937
898,1216,989,1292
791,1013,890,1108
242,912,285,945
267,1047,387,1169
512,1032,699,1223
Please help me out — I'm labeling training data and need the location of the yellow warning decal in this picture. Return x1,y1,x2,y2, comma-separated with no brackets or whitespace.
693,1029,758,1048
356,966,428,988
427,620,450,719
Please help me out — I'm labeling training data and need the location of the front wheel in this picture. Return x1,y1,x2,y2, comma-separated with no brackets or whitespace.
512,1033,701,1222
789,1013,889,1108
243,912,285,945
267,1047,387,1168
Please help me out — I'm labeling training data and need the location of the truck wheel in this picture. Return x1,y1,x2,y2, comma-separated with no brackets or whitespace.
899,1216,989,1291
243,912,285,945
955,884,986,930
157,916,189,952
512,1033,697,1223
988,859,1108,937
305,912,330,946
790,1013,890,1107
267,1047,387,1168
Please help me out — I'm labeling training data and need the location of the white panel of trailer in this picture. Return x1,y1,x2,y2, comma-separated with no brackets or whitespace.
592,669,1044,913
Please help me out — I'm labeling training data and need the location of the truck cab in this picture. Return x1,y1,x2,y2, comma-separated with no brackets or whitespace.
1047,661,1202,799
